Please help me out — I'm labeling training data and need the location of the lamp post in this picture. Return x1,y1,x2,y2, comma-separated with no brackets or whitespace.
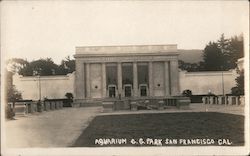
33,68,42,101
220,66,225,96
38,74,41,101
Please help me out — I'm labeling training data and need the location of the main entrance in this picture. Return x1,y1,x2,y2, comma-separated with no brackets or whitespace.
124,84,132,97
139,84,148,97
108,85,116,98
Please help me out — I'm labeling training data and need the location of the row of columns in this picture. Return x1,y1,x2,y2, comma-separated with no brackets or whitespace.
76,60,179,99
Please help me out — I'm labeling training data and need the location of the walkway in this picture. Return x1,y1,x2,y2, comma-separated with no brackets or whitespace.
5,107,102,148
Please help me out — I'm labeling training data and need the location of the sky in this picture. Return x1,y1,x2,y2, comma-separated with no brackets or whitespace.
1,0,249,64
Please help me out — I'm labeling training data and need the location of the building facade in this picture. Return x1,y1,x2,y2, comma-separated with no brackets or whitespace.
74,45,180,103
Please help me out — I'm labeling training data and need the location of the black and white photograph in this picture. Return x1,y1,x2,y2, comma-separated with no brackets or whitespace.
1,0,249,156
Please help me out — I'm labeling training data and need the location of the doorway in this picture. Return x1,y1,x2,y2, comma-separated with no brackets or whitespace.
139,84,148,97
124,84,132,97
108,85,116,98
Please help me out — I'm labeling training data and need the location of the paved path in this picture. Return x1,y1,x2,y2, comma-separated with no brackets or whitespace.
5,107,102,148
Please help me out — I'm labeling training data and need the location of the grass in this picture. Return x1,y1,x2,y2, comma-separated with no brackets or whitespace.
72,112,244,147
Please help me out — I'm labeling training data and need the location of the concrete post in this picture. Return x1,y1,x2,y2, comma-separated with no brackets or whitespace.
236,96,239,105
218,96,222,105
224,96,228,105
240,96,245,105
228,96,233,105
202,97,206,104
209,96,213,104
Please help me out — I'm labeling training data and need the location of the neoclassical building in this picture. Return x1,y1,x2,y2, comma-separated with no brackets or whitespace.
74,44,180,104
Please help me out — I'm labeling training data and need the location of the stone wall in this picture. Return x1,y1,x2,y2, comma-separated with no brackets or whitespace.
13,73,75,100
179,70,238,95
13,69,238,100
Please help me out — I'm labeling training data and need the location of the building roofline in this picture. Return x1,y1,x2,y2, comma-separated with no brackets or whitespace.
74,51,180,58
75,44,178,56
75,44,178,49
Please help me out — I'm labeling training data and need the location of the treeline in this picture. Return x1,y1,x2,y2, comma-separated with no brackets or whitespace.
7,56,75,76
179,34,244,72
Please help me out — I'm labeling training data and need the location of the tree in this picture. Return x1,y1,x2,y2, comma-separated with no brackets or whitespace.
217,33,231,70
201,34,244,71
179,60,200,72
7,58,62,76
6,58,29,74
57,56,75,75
6,57,76,76
227,35,244,69
5,70,22,102
29,58,59,76
231,70,244,95
202,42,224,71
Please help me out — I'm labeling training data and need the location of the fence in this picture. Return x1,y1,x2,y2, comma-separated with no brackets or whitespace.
9,99,65,116
202,96,244,105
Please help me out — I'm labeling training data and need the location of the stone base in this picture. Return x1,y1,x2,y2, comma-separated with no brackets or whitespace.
102,101,114,112
99,96,191,111
73,98,102,107
176,97,191,109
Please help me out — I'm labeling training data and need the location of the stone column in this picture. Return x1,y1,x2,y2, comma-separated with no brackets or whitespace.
218,96,222,105
170,60,180,96
148,61,153,96
117,62,122,96
86,63,91,98
236,96,239,105
75,60,85,99
224,96,228,105
240,96,245,105
102,63,106,98
228,96,233,105
202,97,206,104
209,96,214,104
133,62,138,97
164,61,170,96
215,97,218,104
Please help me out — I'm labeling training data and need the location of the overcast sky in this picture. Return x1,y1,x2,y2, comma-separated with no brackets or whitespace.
1,0,248,64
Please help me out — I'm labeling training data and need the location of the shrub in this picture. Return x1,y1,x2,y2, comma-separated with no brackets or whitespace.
5,105,15,119
182,89,192,97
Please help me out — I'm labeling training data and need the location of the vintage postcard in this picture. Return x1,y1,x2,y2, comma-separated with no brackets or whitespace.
1,0,249,156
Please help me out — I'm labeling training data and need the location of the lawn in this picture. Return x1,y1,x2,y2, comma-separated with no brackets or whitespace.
72,112,244,147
